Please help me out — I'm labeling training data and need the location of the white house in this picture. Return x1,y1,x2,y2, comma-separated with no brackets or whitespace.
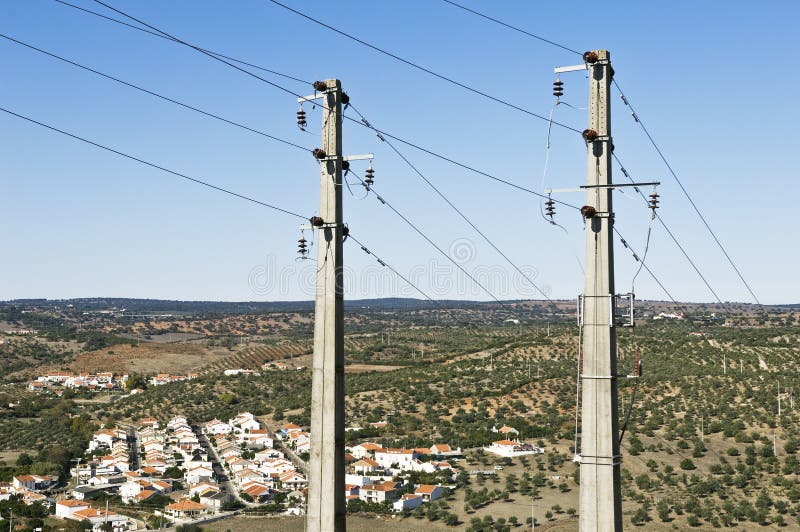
204,419,233,435
393,493,423,513
69,508,132,531
348,442,383,459
13,475,53,491
352,458,384,475
55,499,91,519
492,425,520,436
360,481,400,504
484,439,544,457
415,484,445,502
185,465,214,485
164,499,206,520
229,412,261,432
374,448,417,470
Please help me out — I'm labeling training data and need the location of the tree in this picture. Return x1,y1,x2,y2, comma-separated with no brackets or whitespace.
631,507,649,525
657,500,670,522
680,458,696,470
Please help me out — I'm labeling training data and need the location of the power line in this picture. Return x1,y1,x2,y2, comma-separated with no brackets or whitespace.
365,124,581,210
45,0,684,306
441,0,760,306
265,0,582,134
349,103,553,302
440,0,582,56
1,109,436,307
614,156,725,306
0,106,308,221
0,33,313,154
87,0,308,104
4,31,552,303
3,26,573,303
5,28,578,282
615,83,761,306
68,0,578,213
347,234,436,303
344,167,504,303
613,228,676,304
53,0,312,85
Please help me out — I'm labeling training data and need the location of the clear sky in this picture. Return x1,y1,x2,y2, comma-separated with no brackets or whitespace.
1,0,797,304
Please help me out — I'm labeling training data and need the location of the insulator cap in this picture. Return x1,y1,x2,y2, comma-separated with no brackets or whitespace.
582,129,599,142
309,216,325,227
341,91,350,105
583,51,599,64
313,148,327,160
313,81,327,91
342,226,350,238
581,205,597,219
342,160,350,171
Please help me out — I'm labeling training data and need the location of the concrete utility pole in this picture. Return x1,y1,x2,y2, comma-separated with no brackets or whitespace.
578,50,623,531
306,78,346,532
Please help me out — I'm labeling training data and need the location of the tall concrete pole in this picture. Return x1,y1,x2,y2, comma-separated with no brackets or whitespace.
578,50,623,531
307,78,346,532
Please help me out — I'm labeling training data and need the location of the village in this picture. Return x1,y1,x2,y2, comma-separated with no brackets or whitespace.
1,386,543,531
26,371,200,395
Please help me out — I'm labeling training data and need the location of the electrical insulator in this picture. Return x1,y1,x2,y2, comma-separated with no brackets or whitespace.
296,107,307,130
313,148,327,160
583,51,599,64
648,193,660,212
545,197,556,219
297,237,308,257
364,164,375,188
553,79,564,98
342,160,350,175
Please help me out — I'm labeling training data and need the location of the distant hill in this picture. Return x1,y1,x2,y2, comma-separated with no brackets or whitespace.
2,297,546,314
1,297,787,315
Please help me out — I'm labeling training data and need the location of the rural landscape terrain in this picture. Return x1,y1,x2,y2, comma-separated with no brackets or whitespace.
0,298,798,530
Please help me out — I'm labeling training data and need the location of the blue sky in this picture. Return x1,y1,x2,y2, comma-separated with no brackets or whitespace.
1,0,797,304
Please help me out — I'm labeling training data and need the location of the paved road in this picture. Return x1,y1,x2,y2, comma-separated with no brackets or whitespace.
193,425,254,508
261,421,307,474
118,422,140,471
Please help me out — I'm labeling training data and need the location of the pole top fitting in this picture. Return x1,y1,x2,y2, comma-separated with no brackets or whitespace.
313,148,327,160
312,81,328,91
309,216,325,227
581,205,597,219
583,51,599,64
582,129,599,142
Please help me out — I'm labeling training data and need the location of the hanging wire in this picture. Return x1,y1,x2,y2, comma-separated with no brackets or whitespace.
0,33,314,153
573,317,583,462
538,103,568,234
348,102,550,303
0,106,309,220
55,0,313,85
